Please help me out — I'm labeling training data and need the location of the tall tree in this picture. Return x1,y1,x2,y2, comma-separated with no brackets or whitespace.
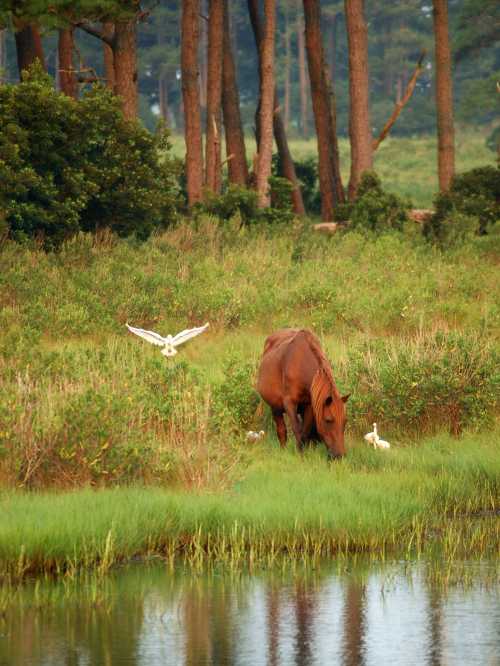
222,0,249,186
345,0,373,200
433,0,455,191
13,19,45,77
249,0,305,214
205,0,224,193
303,0,344,220
296,0,309,138
181,0,204,205
58,27,77,98
102,22,115,91
254,0,275,208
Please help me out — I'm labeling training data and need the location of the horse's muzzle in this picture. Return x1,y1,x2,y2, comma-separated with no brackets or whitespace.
327,451,344,462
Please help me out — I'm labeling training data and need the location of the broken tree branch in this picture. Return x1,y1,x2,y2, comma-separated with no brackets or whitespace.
373,51,426,152
74,21,114,47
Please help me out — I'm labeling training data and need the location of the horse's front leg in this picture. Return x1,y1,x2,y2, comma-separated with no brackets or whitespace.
283,398,305,451
272,409,287,448
301,404,315,442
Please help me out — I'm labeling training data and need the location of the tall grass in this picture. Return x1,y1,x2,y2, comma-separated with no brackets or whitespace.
0,429,498,577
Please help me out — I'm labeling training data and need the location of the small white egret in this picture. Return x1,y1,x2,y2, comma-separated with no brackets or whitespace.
364,423,390,450
246,430,265,442
126,322,209,357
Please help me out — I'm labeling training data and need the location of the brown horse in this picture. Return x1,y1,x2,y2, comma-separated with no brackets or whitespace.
257,328,349,459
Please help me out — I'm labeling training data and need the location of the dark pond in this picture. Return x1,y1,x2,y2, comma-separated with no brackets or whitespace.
0,559,498,666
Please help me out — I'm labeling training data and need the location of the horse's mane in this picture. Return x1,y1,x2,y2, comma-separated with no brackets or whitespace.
297,330,340,423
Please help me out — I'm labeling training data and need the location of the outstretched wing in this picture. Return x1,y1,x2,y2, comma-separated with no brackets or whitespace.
126,324,166,347
172,323,209,347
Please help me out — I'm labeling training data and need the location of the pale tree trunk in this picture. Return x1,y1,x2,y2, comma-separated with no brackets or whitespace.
58,28,78,99
205,0,224,193
13,21,46,78
182,0,204,206
114,19,138,121
303,0,344,220
249,0,305,214
345,0,373,200
222,0,249,185
255,0,275,208
103,22,115,91
432,0,455,191
296,0,309,138
159,73,169,122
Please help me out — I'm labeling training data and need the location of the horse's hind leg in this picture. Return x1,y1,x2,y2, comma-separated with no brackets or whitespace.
272,410,287,448
283,398,305,452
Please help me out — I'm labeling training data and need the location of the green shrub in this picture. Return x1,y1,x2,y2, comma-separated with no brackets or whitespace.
201,185,259,225
424,166,500,245
211,356,260,431
345,331,499,436
347,171,410,232
0,64,180,248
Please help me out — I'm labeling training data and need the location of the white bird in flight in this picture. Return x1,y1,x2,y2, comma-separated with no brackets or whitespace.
364,423,390,450
126,322,209,357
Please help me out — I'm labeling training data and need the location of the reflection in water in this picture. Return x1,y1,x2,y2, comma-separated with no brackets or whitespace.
0,560,498,666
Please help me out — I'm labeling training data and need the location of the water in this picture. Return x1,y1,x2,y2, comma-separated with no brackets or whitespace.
0,559,498,666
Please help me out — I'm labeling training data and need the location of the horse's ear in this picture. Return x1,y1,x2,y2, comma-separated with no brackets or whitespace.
341,394,350,403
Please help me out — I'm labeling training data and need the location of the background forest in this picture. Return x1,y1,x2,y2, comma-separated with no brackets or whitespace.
1,1,498,138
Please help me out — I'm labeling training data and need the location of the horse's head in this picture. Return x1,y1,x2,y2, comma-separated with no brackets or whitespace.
317,393,350,459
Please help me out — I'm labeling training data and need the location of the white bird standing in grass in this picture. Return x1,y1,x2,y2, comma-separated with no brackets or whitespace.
364,423,390,450
246,430,265,442
126,322,209,357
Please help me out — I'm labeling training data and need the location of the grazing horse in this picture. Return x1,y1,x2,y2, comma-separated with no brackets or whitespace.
257,329,349,459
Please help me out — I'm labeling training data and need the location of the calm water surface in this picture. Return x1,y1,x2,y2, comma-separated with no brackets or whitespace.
0,559,498,666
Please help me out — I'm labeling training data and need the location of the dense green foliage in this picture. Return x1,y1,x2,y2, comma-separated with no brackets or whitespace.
0,66,180,247
424,166,500,244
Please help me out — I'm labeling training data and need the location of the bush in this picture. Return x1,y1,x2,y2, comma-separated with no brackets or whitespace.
0,64,180,248
424,166,500,245
344,331,499,436
211,356,260,431
346,171,410,232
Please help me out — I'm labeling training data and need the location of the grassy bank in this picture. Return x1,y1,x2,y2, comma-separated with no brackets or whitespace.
0,429,498,578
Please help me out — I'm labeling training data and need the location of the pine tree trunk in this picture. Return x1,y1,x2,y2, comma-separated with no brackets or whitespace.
58,28,78,99
284,4,291,131
14,22,46,78
182,0,204,206
303,0,344,220
199,0,208,110
0,29,6,84
103,22,115,91
113,19,138,120
159,74,169,123
205,0,224,194
222,0,249,186
255,0,275,208
432,0,455,191
345,0,373,200
249,0,305,214
296,1,309,138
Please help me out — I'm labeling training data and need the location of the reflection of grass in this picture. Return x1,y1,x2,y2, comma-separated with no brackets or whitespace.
0,428,498,578
170,130,495,207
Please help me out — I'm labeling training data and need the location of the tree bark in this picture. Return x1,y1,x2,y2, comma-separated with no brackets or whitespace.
58,28,78,99
0,29,6,84
432,0,455,191
222,0,249,186
182,0,204,206
296,0,309,138
345,0,373,200
205,0,224,193
113,19,138,121
283,2,291,131
102,22,115,91
303,0,344,220
14,21,46,78
255,0,275,208
249,0,305,214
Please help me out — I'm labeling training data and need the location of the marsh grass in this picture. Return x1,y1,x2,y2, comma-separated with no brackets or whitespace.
0,429,497,578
